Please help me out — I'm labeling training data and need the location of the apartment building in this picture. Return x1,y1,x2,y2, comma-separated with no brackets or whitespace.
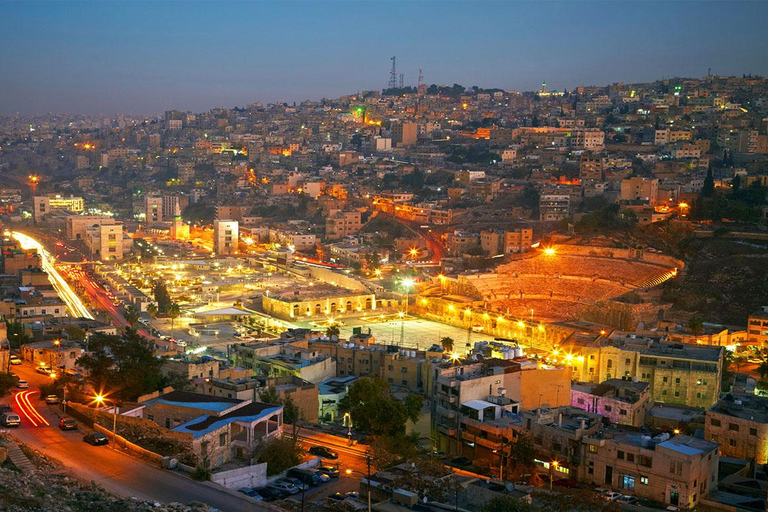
621,177,659,205
520,406,603,480
579,152,605,181
571,378,652,427
84,223,125,261
582,432,718,509
325,210,364,240
432,359,572,454
705,393,768,464
539,194,570,221
213,219,238,256
504,228,533,254
445,231,479,256
570,334,723,409
33,194,84,222
144,195,163,224
65,214,117,241
392,122,418,147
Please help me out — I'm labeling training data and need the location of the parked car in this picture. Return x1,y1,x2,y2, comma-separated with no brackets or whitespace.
279,477,309,492
255,487,287,501
601,491,622,501
314,471,331,483
45,395,60,404
237,488,263,500
317,465,340,478
553,478,579,488
1,412,21,427
16,380,28,389
0,404,13,414
328,493,347,501
617,495,640,505
450,457,472,466
59,418,77,430
36,366,52,375
344,492,360,500
287,467,324,486
268,481,299,495
308,446,339,459
9,356,22,365
83,432,109,446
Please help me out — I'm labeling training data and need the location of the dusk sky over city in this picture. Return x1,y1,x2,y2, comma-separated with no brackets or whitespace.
1,0,767,115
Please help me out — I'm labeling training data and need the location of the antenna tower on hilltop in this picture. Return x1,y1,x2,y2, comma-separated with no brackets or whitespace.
418,68,426,95
388,56,397,89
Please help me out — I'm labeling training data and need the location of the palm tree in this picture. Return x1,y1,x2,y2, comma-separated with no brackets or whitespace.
326,324,340,339
146,303,157,328
441,336,454,353
168,302,181,335
124,305,140,328
688,314,704,337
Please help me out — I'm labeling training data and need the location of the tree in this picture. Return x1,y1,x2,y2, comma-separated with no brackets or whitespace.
340,377,423,437
146,302,158,328
757,358,768,381
168,302,181,334
441,337,454,353
702,166,715,198
64,325,86,342
481,496,535,512
161,370,193,391
76,330,164,401
0,372,18,397
505,432,536,481
152,281,172,314
124,305,141,328
254,436,304,475
535,488,621,512
688,314,704,336
6,320,33,349
326,324,340,339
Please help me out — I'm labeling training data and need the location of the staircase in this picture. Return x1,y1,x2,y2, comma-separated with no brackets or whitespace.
5,442,35,473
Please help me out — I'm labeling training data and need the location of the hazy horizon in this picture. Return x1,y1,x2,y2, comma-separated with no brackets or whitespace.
2,1,767,115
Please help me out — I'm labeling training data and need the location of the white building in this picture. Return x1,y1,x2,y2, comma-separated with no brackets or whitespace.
214,220,239,256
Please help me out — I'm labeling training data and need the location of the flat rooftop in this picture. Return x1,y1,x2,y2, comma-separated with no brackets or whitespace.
710,393,768,423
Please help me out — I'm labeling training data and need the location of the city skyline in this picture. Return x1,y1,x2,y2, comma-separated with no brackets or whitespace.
1,0,767,115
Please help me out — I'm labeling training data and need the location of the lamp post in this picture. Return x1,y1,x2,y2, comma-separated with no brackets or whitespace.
95,394,117,450
343,412,353,446
549,460,559,490
399,278,414,346
346,453,372,512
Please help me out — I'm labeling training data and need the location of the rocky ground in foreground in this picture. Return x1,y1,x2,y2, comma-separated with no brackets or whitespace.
0,436,217,512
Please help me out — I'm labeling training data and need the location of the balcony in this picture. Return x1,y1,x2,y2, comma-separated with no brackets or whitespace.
437,405,457,420
438,425,457,437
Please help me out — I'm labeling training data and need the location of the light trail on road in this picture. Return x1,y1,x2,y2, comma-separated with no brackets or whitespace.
12,231,94,319
14,390,49,426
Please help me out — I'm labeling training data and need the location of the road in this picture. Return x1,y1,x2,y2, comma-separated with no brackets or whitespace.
11,231,94,319
4,363,268,511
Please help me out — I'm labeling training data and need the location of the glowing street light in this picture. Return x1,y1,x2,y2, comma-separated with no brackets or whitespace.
544,247,556,255
94,394,118,450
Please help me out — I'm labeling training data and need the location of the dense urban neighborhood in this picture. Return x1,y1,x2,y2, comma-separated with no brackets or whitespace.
2,27,768,512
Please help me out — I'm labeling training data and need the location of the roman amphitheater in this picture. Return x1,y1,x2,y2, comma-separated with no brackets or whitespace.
438,245,683,324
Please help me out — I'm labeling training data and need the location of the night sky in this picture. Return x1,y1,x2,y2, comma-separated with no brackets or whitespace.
1,1,767,115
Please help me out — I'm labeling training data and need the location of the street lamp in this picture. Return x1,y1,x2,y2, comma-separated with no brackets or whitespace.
94,394,117,450
549,460,559,490
345,453,372,512
399,278,414,346
343,412,353,446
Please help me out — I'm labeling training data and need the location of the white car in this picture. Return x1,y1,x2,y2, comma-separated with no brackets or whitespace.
9,356,22,365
